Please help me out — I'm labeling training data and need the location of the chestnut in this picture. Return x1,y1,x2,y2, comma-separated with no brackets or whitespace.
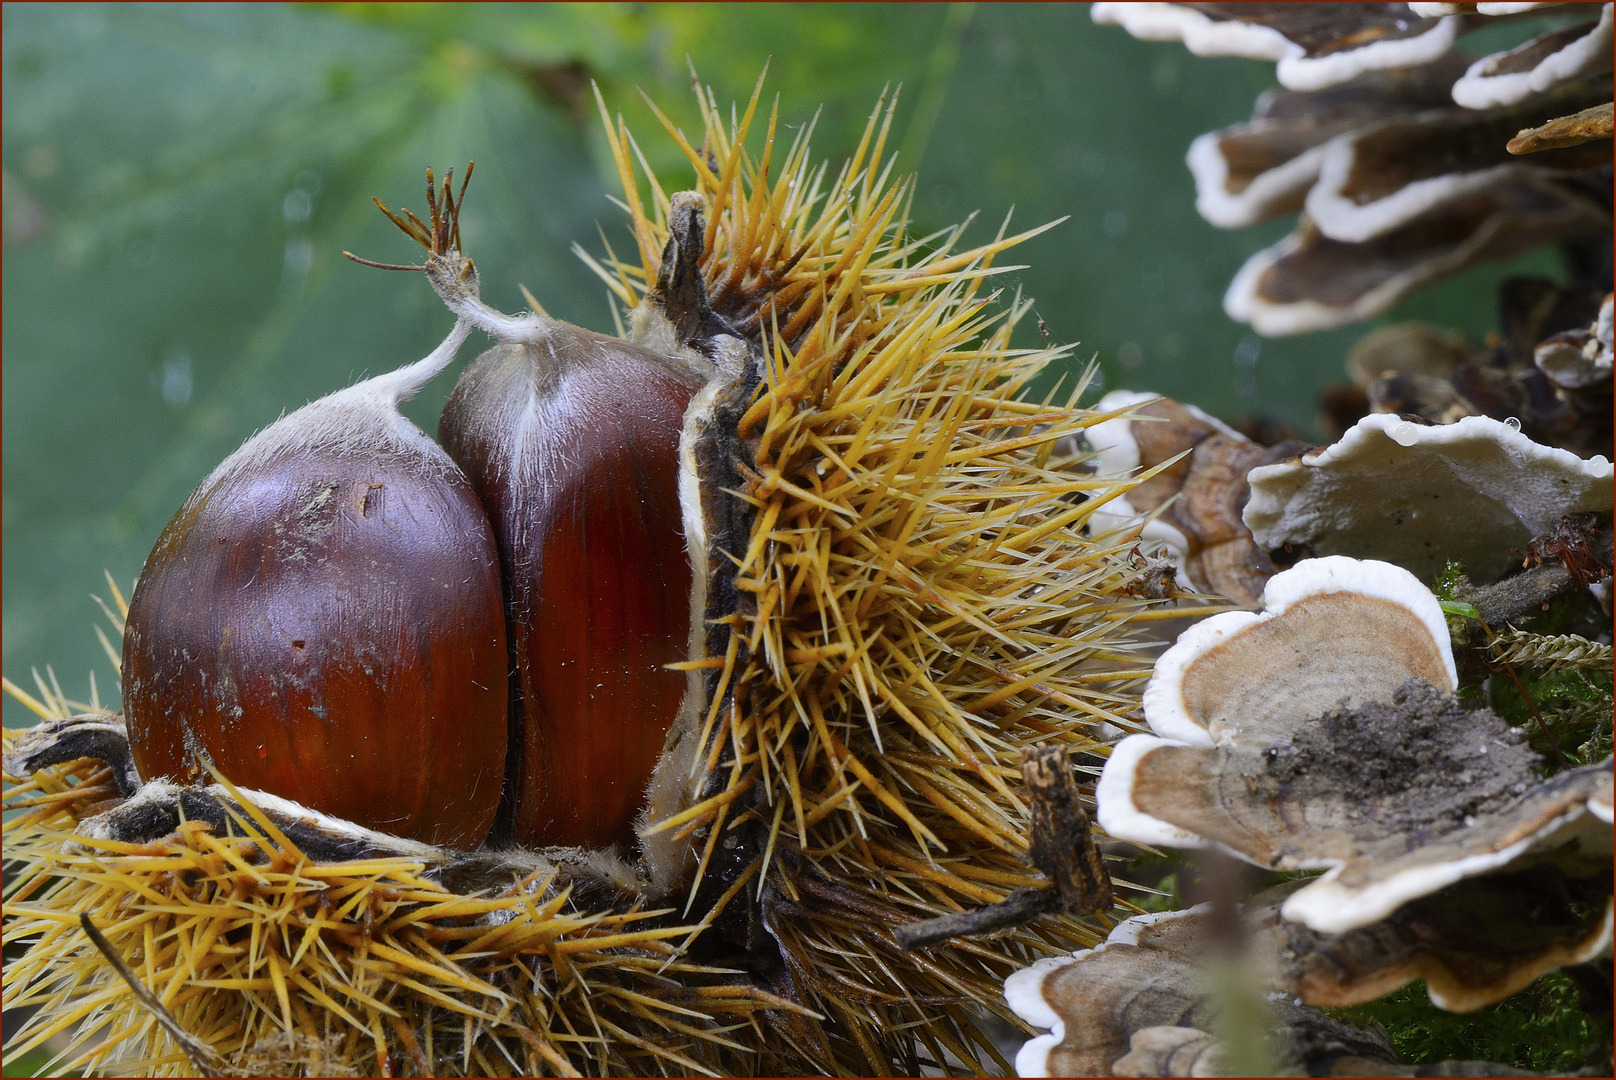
122,320,509,850
439,328,704,849
357,173,722,851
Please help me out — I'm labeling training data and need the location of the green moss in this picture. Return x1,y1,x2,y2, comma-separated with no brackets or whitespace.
1432,561,1467,601
1329,970,1614,1074
1136,871,1178,912
1490,665,1614,770
1432,561,1477,641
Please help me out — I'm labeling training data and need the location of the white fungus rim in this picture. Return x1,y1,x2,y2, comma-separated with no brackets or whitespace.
1451,4,1613,110
1280,803,1611,934
1222,204,1543,335
1095,734,1216,845
1085,390,1245,592
1142,556,1458,745
1092,3,1463,92
1305,121,1528,244
1276,16,1462,92
1187,125,1330,230
1243,413,1615,552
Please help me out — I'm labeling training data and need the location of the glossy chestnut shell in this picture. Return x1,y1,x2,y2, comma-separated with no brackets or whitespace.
123,438,509,850
440,331,701,849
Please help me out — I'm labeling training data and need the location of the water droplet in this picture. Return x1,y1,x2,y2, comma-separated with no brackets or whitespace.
280,236,314,292
157,348,192,409
283,188,313,224
1233,335,1261,369
1503,416,1521,431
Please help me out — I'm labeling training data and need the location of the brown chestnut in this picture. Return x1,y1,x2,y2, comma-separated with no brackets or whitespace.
123,321,509,850
439,328,703,849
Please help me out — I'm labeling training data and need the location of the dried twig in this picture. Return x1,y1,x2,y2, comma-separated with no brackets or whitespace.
1451,522,1613,646
896,747,1113,949
80,914,225,1078
893,887,1059,951
1454,564,1574,628
343,162,475,270
1022,744,1113,915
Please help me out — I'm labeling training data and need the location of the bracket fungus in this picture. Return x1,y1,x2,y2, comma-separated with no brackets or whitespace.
1087,391,1305,604
1243,413,1615,580
1005,873,1613,1077
1270,867,1611,1014
1091,3,1464,92
1409,4,1570,13
1135,556,1457,748
1323,276,1613,459
1303,80,1613,244
1005,904,1409,1078
1270,749,1614,933
1347,322,1482,424
1245,870,1614,1014
1223,181,1608,335
1097,555,1614,940
1535,291,1614,389
1185,57,1469,229
1099,2,1616,336
1452,4,1614,109
1455,277,1616,458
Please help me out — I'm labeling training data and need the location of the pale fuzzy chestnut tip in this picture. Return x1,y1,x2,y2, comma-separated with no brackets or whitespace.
196,317,472,492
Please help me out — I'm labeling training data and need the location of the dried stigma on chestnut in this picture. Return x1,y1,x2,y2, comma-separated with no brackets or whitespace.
123,319,509,850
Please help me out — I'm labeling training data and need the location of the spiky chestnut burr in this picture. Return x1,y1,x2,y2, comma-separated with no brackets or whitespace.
121,315,510,850
4,83,1169,1079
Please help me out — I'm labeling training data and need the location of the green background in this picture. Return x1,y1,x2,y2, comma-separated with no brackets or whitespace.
1,3,1568,722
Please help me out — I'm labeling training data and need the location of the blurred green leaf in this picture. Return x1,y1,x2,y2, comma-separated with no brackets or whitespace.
3,3,628,719
2,2,1572,723
1,1043,75,1078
